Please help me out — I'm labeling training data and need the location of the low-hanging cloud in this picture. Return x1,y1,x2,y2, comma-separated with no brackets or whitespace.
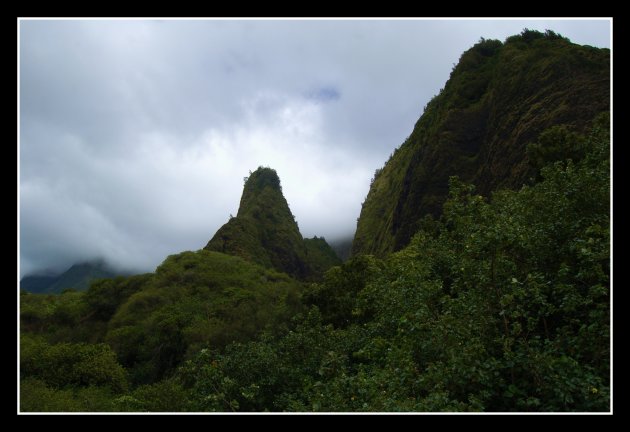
19,19,610,276
19,88,374,276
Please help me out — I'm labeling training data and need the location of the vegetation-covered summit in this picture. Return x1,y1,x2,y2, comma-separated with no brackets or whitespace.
352,30,610,257
20,31,610,413
205,167,340,280
21,115,608,411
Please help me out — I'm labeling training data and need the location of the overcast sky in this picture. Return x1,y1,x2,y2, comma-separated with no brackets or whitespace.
19,18,611,276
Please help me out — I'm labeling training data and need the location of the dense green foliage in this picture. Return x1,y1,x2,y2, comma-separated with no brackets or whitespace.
304,255,383,329
21,274,151,344
20,335,128,412
206,167,338,280
21,335,128,391
23,116,607,412
105,250,302,384
19,32,610,412
20,260,120,294
20,251,304,411
303,236,342,279
174,116,609,412
352,30,610,257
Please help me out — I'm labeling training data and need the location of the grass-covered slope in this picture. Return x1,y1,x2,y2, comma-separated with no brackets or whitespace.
352,30,610,257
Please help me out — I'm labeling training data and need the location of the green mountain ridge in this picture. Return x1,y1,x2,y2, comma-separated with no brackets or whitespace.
20,260,121,294
352,30,610,257
19,30,610,412
21,250,304,389
205,167,340,279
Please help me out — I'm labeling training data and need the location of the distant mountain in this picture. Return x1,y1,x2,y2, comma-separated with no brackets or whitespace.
352,30,610,257
20,260,120,294
328,237,353,262
19,30,610,413
304,236,343,276
205,167,340,279
19,273,59,293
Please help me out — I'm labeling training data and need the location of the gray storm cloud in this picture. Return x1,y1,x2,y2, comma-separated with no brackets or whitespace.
19,19,611,276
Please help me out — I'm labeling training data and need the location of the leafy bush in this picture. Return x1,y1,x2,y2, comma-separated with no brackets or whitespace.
105,250,303,384
178,117,609,411
20,378,117,412
21,335,128,392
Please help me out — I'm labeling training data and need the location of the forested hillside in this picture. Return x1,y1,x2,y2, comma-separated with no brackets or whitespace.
205,167,340,280
19,30,610,412
20,260,119,294
352,30,609,257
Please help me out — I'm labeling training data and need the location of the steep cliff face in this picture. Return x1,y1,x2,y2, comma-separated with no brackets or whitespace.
352,30,610,257
205,167,340,279
205,167,308,278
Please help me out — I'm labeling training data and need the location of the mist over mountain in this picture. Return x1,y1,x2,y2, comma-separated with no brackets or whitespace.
20,259,127,294
20,29,611,413
20,20,610,279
